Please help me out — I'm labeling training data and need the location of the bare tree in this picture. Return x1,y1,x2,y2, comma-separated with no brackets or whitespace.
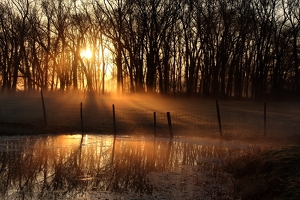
283,0,300,93
0,2,13,92
93,0,128,94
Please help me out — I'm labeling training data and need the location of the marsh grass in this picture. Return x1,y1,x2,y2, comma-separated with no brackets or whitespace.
224,145,300,199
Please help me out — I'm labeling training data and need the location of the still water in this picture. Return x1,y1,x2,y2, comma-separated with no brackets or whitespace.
0,134,254,199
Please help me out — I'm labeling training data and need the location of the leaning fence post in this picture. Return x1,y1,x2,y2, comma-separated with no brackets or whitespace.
264,102,267,136
40,90,47,127
216,100,223,137
154,112,157,137
80,102,84,134
167,112,173,138
112,104,116,136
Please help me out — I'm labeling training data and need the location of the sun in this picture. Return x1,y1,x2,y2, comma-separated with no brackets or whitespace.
80,48,92,59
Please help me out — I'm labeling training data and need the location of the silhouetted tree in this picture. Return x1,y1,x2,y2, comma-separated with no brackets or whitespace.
0,0,299,98
283,0,300,94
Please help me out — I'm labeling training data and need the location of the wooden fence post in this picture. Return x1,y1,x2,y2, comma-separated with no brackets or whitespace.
154,112,157,137
80,102,84,134
112,104,116,136
40,90,47,127
216,100,223,137
264,102,267,136
167,112,173,138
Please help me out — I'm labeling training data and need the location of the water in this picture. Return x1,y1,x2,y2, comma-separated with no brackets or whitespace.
0,134,255,199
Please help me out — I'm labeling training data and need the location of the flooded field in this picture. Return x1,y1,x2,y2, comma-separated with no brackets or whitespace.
0,94,299,199
0,134,267,200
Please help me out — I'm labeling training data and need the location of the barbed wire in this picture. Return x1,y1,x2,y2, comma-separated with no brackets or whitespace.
0,98,299,138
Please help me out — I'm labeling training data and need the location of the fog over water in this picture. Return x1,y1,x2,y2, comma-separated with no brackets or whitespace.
0,134,264,199
0,92,299,199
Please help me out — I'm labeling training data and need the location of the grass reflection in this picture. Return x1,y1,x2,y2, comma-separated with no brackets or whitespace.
0,134,245,199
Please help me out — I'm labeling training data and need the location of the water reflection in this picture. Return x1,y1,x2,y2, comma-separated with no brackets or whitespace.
0,134,249,199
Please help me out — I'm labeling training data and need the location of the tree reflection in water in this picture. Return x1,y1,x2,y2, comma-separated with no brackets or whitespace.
0,134,246,199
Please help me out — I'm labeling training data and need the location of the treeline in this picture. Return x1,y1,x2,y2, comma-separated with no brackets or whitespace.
0,0,299,98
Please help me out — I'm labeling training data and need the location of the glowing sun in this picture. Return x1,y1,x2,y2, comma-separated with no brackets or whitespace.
80,48,92,59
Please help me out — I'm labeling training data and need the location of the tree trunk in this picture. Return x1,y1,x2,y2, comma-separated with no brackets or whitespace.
116,42,123,93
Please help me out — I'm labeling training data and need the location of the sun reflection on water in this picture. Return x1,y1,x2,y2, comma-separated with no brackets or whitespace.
0,134,256,199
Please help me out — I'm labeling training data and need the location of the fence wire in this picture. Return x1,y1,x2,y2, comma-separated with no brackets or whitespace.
0,97,299,138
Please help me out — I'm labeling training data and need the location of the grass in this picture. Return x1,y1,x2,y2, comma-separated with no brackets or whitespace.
224,145,300,200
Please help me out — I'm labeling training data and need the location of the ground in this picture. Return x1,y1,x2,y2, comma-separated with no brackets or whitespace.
0,92,300,199
224,145,300,200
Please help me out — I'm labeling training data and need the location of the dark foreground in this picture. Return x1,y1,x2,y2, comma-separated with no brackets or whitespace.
225,145,300,200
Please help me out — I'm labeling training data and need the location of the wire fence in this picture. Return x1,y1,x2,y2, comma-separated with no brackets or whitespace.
0,95,299,139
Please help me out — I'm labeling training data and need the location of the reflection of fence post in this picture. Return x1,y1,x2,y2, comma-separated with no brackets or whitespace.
154,112,157,137
40,90,47,127
112,104,116,136
111,134,117,164
80,102,84,134
216,100,223,137
167,112,173,138
264,102,267,136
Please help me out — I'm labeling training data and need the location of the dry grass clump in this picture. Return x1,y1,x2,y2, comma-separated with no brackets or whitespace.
224,145,300,200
